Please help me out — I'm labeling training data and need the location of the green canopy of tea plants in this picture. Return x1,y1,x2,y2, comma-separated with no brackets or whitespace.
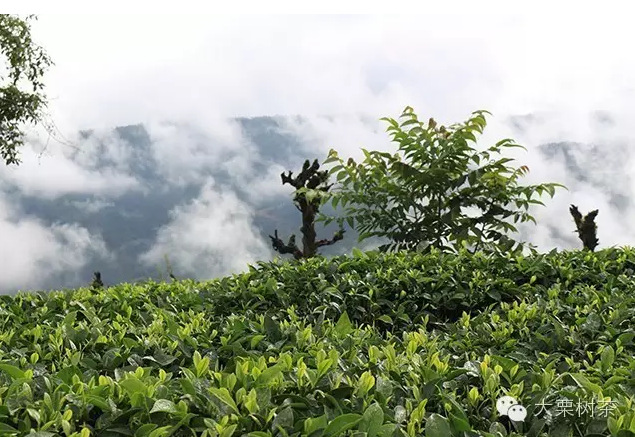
1,247,635,436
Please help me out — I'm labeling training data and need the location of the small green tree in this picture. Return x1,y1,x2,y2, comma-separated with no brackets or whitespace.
0,14,53,165
322,106,566,255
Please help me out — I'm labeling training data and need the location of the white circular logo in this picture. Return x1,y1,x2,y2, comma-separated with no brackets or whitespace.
496,396,527,422
496,396,518,416
508,404,527,422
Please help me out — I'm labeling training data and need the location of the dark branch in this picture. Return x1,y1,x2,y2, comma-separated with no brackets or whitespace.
90,271,103,289
316,229,345,248
569,204,599,252
268,229,303,259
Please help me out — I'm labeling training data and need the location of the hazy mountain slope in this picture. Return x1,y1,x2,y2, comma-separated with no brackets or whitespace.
3,113,623,294
8,117,355,293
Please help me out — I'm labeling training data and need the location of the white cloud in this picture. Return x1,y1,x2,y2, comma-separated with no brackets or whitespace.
0,194,110,292
148,118,272,183
279,115,389,163
0,154,139,200
139,179,273,279
0,128,140,199
27,10,634,128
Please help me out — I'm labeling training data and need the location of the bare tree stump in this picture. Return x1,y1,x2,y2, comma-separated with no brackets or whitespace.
569,204,599,251
269,159,344,259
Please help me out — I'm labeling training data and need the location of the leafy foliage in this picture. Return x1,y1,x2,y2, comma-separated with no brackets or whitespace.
1,247,635,435
0,14,52,165
321,107,566,255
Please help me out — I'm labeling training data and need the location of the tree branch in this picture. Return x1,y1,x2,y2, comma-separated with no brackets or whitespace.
569,204,599,251
316,229,345,248
268,229,303,259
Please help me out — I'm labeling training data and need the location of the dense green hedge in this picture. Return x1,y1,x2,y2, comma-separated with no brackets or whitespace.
0,247,635,436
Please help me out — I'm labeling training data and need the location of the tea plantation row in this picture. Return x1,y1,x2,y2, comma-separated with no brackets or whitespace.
0,247,635,436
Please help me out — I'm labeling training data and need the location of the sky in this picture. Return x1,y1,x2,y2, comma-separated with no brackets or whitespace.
1,7,635,292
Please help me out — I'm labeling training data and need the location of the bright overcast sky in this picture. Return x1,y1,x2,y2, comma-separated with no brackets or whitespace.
22,5,633,129
1,5,635,292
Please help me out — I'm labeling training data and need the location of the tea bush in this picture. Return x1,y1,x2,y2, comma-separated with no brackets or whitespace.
0,247,635,436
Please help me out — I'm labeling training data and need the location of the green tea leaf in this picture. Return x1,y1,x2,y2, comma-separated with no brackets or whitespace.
219,424,237,437
150,399,178,414
0,363,25,380
210,387,239,414
335,311,353,337
359,403,384,437
264,316,282,342
304,415,328,435
120,377,147,397
323,413,362,436
601,345,615,370
257,364,283,385
425,414,451,437
570,373,602,396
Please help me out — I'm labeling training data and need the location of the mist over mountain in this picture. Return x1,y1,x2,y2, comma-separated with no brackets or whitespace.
3,12,630,294
0,110,631,294
3,117,353,293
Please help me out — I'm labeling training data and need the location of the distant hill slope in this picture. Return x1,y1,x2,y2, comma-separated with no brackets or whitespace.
11,117,358,293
